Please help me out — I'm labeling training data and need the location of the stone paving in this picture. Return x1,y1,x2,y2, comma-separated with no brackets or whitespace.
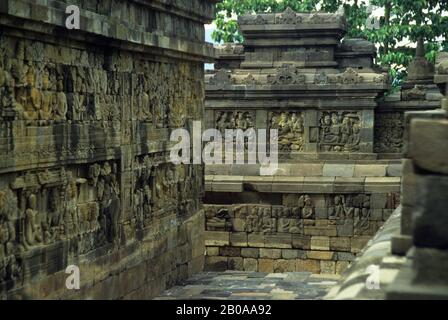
155,271,340,300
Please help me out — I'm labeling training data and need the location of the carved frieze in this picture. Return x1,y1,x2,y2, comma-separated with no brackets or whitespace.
216,111,255,133
269,111,305,152
319,111,361,152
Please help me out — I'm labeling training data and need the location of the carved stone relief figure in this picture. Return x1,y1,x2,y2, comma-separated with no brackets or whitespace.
24,194,43,248
270,111,304,152
299,194,315,219
0,189,17,259
216,111,255,134
319,112,361,152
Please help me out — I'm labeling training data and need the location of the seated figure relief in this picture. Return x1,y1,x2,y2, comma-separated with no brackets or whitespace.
270,111,304,152
319,111,361,152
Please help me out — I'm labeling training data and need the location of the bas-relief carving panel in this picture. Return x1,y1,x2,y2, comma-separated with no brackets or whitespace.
205,192,399,236
374,112,404,154
0,36,204,166
0,35,204,289
211,109,364,153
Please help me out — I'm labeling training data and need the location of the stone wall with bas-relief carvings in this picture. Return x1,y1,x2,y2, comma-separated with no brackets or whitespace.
0,0,217,299
204,191,400,274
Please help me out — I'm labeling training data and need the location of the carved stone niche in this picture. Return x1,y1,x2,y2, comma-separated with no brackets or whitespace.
319,111,362,152
269,111,305,152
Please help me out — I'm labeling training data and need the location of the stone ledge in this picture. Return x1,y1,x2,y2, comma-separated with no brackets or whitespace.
0,0,217,61
206,175,401,194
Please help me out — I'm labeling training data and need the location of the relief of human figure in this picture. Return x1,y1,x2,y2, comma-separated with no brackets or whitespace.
299,195,314,219
24,194,43,248
53,77,67,122
22,65,41,124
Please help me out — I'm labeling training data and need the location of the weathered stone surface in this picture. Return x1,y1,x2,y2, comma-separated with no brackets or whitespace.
413,175,448,249
258,259,274,273
296,259,320,273
409,119,448,174
241,248,259,258
260,248,282,259
311,236,330,251
243,258,258,271
0,0,217,299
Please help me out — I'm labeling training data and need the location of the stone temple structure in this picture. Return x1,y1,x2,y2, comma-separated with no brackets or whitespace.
1,1,447,300
202,8,440,275
0,0,217,299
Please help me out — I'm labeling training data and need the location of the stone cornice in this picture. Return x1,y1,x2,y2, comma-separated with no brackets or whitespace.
0,0,219,62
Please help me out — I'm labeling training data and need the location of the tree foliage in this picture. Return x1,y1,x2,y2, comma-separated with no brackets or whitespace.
212,0,448,86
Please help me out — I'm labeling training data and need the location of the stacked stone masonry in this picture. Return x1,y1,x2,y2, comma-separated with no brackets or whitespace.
0,0,217,299
202,8,443,275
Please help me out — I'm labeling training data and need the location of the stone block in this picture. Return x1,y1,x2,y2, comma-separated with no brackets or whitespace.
354,164,387,177
243,258,258,272
323,163,355,177
311,236,330,251
351,236,371,253
260,248,282,259
258,259,274,273
409,119,448,174
204,256,228,271
330,237,351,252
320,261,336,274
304,226,337,236
413,175,448,249
296,259,320,273
230,232,248,246
336,261,350,274
290,163,323,176
248,233,265,247
401,159,417,207
219,246,241,257
391,234,413,256
204,231,229,246
206,247,219,256
292,234,311,249
307,251,335,260
264,234,292,248
241,247,259,258
414,247,448,284
228,257,244,270
282,249,306,259
274,259,296,272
